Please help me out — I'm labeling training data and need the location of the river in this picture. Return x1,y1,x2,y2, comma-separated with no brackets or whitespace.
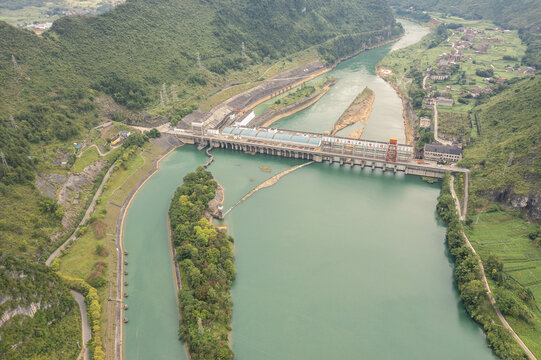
122,20,496,359
257,19,430,143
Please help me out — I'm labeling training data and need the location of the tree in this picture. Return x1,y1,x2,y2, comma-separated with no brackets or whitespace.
485,254,503,282
146,128,161,138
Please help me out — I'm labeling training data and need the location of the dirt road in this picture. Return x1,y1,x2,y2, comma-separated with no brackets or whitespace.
450,175,537,360
46,162,115,266
433,103,453,146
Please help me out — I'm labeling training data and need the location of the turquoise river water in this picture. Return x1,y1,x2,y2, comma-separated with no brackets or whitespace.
122,20,496,359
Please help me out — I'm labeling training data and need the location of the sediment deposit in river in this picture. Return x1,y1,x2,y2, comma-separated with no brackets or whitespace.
331,87,375,137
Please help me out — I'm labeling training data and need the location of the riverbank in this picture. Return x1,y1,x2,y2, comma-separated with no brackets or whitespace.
438,174,534,359
258,80,337,128
375,66,415,144
254,35,404,123
117,139,184,360
181,33,405,132
331,87,375,137
167,216,193,360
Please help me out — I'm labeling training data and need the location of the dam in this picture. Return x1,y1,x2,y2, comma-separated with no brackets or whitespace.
169,126,464,179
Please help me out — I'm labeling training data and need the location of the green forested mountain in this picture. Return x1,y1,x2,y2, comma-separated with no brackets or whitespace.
389,0,541,67
461,76,541,217
47,0,399,91
0,0,400,185
389,0,540,28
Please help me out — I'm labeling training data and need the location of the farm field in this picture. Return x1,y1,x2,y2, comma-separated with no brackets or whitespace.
465,210,541,355
0,0,124,27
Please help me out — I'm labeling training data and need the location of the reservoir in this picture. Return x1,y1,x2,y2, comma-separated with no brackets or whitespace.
122,20,495,359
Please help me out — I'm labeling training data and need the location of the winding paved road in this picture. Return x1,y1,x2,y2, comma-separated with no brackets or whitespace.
450,175,537,360
71,290,91,360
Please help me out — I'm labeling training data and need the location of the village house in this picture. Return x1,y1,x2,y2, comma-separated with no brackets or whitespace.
419,117,431,128
422,97,437,109
474,44,490,53
453,40,471,50
436,57,450,67
517,67,536,74
470,86,483,97
424,144,462,162
436,97,454,106
481,37,503,43
110,131,131,146
430,73,450,81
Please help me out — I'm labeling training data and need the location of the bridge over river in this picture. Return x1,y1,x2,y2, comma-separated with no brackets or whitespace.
165,125,467,179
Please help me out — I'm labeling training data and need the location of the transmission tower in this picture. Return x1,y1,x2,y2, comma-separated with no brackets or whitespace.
9,115,17,129
196,52,202,68
241,42,246,58
11,55,20,70
161,83,169,105
170,84,178,102
1,152,8,167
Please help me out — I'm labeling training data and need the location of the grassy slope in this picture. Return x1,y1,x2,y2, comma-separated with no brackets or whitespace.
461,76,541,198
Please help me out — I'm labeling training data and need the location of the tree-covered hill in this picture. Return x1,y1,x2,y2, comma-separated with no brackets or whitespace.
461,76,541,219
47,0,399,94
0,255,80,359
389,0,540,28
0,0,401,186
389,0,541,67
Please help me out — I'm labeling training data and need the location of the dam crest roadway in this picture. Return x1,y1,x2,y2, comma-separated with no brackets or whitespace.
165,125,467,179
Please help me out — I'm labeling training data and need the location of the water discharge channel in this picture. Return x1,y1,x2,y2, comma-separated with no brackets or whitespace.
122,20,496,359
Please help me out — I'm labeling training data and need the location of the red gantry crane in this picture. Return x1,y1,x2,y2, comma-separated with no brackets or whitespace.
386,138,398,162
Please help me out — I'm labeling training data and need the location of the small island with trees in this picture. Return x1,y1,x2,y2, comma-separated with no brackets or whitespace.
169,167,236,360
